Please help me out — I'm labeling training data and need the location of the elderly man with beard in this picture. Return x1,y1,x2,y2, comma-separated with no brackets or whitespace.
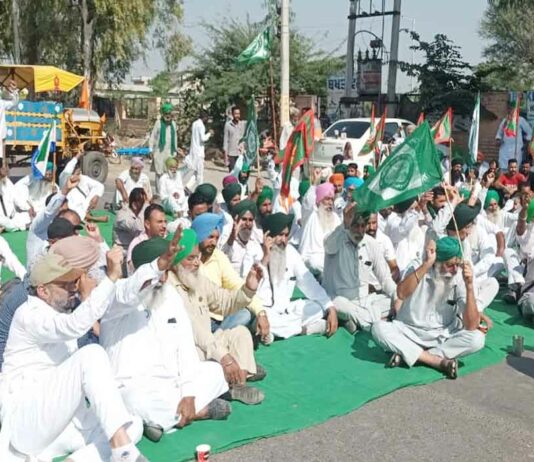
149,103,178,193
115,157,152,208
168,228,265,404
256,213,338,339
0,248,149,462
191,213,269,340
15,162,58,216
299,182,341,276
323,207,397,334
372,237,485,379
159,157,186,218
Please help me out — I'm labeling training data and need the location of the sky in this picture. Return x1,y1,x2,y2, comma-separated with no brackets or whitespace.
131,0,488,92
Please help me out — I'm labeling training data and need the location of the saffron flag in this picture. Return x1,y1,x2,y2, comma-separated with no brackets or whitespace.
416,112,425,126
431,107,453,145
504,95,520,138
359,105,377,155
468,93,480,165
236,26,272,66
31,120,56,179
353,122,443,212
279,109,315,197
374,110,387,153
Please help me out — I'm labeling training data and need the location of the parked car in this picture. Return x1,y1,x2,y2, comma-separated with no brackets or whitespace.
309,117,414,169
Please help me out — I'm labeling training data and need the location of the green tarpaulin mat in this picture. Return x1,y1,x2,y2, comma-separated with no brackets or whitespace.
2,214,531,462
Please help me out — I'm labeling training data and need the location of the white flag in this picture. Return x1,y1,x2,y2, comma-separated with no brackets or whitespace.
468,93,480,164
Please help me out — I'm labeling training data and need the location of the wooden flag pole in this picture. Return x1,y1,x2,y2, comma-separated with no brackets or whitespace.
448,138,454,184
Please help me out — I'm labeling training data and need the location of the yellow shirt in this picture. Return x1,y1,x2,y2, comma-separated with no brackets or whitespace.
200,248,264,320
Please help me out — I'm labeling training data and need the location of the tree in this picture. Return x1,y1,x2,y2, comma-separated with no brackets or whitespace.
480,0,534,90
399,33,477,114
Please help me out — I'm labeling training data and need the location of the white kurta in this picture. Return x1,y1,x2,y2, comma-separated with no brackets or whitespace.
496,116,532,170
0,177,31,232
186,119,211,186
115,169,152,205
0,237,25,286
221,235,263,277
149,119,178,176
14,175,58,215
159,172,187,215
384,210,424,272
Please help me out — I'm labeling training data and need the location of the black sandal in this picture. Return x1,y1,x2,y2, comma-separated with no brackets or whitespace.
441,358,458,379
387,353,402,368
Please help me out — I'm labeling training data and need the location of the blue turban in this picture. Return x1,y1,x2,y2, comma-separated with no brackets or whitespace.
344,177,364,190
191,212,225,243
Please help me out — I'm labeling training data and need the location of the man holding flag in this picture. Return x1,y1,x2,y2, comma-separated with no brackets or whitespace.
496,98,532,171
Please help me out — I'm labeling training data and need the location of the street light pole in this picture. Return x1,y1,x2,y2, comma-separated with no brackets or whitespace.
386,0,401,115
344,0,358,98
280,0,290,127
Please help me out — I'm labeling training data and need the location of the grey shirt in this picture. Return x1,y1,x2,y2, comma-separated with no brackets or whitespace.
223,119,245,157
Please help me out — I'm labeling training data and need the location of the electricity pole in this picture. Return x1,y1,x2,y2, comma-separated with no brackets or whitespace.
280,0,290,127
386,0,401,115
344,0,358,98
11,0,21,62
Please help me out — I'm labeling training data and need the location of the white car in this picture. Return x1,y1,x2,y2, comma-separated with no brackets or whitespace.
309,117,414,169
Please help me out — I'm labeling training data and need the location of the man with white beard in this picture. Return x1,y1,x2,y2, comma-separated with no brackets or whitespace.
372,237,486,379
158,157,187,218
256,213,338,339
115,157,152,208
299,182,341,276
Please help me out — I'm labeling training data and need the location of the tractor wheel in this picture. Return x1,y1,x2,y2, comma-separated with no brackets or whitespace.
82,151,108,183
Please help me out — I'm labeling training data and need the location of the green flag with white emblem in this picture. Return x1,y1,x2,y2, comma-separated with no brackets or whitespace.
241,96,259,166
236,27,272,66
354,122,443,212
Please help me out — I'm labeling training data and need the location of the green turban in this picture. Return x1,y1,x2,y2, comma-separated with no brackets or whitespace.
233,199,257,218
165,157,178,169
171,228,199,265
334,164,348,177
262,212,294,236
257,186,274,206
222,183,241,206
195,183,217,204
447,200,482,231
364,165,375,176
484,189,500,209
131,237,167,270
161,102,173,115
527,198,534,224
436,236,462,262
299,179,311,199
241,163,251,174
459,188,471,200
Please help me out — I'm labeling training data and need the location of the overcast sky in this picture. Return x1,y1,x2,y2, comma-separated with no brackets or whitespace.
131,0,488,92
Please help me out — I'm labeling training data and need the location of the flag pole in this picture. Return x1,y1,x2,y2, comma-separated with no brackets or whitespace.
514,95,519,164
269,58,278,150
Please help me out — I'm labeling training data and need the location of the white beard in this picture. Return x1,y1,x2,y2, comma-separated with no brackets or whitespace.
176,265,200,290
486,209,502,226
269,244,287,285
317,205,337,235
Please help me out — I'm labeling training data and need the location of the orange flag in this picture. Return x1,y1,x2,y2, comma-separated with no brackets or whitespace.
79,80,90,109
416,112,425,126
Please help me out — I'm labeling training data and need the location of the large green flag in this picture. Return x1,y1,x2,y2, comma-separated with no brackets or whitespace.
236,27,272,66
354,122,443,212
241,97,259,166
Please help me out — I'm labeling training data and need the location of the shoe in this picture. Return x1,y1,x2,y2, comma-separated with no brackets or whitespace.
344,317,358,335
230,384,265,405
207,398,232,420
247,364,267,382
503,283,521,304
143,422,164,443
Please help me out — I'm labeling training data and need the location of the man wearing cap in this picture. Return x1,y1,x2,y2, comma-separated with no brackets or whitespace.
192,213,270,339
323,209,397,333
98,232,231,439
149,102,178,193
257,212,338,339
372,237,486,379
0,159,32,232
299,182,341,276
58,151,105,221
159,157,187,218
168,228,266,405
0,248,150,462
223,106,245,171
15,161,59,215
26,174,81,270
115,157,152,208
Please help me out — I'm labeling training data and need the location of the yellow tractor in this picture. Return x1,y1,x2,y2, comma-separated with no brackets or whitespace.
1,65,110,182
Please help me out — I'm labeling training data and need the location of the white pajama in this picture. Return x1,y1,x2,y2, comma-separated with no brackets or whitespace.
267,299,325,339
333,293,392,331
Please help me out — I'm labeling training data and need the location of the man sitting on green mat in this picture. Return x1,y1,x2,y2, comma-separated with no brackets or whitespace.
371,237,486,379
515,195,534,321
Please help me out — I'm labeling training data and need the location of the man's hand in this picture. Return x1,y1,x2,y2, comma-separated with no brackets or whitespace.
158,226,183,270
221,354,245,385
85,223,103,243
63,174,80,194
310,167,322,186
443,183,460,206
483,172,495,188
256,311,270,341
28,206,36,219
419,191,432,213
105,246,124,282
245,263,263,292
261,231,274,265
425,240,437,267
462,260,473,286
77,272,97,301
88,196,99,210
254,177,264,195
228,216,242,246
343,201,356,229
177,396,196,428
6,79,17,93
326,307,338,337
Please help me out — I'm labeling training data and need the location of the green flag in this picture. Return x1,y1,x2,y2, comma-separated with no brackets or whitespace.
236,27,272,66
354,122,443,212
241,97,259,166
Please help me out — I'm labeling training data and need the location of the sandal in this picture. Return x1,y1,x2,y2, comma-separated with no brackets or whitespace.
387,353,403,368
441,358,458,379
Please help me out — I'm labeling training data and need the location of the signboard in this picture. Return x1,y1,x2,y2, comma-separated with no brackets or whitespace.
326,75,356,119
357,59,382,96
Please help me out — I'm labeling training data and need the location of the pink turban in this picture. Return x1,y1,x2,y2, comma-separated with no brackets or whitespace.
222,175,238,187
315,182,335,205
131,157,144,168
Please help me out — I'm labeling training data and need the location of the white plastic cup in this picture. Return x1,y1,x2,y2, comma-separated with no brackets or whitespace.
196,444,211,461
